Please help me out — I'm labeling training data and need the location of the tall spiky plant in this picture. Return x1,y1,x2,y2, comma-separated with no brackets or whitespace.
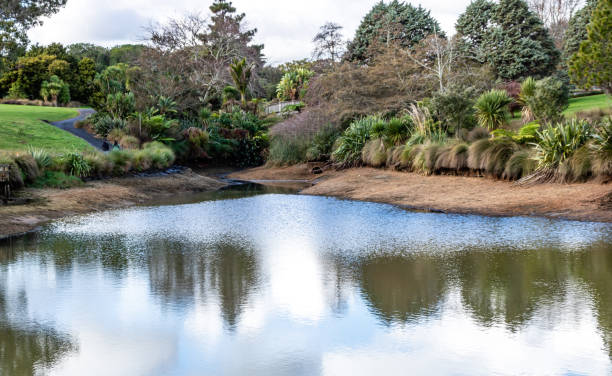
518,77,536,123
229,57,253,106
474,89,512,130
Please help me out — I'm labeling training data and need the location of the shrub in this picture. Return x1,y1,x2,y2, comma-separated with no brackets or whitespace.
93,115,126,137
267,135,309,165
332,116,381,166
119,135,140,149
591,117,612,178
63,153,92,177
467,138,493,170
518,77,537,122
277,68,315,101
534,119,592,170
481,139,520,178
306,124,340,162
107,129,126,143
491,123,541,144
474,89,512,130
27,147,52,169
430,89,477,132
526,77,569,124
108,150,133,175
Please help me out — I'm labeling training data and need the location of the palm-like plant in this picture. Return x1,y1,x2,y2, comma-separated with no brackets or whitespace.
518,77,536,122
474,90,512,130
534,119,592,169
276,68,315,101
157,96,178,116
229,57,253,106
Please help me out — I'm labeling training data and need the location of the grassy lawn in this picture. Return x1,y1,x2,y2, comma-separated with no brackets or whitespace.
0,104,93,152
564,94,612,115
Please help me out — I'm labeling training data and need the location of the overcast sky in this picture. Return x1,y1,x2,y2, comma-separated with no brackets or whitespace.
28,0,474,65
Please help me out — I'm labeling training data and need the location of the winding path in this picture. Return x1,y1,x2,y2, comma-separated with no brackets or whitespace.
50,109,105,150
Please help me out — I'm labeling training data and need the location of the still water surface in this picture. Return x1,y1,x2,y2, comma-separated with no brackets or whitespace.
1,185,611,375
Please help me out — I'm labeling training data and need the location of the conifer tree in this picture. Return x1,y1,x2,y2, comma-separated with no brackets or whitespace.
569,0,611,94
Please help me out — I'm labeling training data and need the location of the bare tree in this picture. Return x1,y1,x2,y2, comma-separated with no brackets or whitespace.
528,0,581,48
312,22,345,63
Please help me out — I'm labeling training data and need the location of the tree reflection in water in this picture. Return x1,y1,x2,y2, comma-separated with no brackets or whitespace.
0,246,75,376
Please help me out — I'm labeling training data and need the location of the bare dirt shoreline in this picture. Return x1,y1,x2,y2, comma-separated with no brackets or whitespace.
229,164,612,223
2,164,611,240
0,169,226,239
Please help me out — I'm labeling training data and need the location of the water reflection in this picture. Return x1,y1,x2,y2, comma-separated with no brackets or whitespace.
0,190,611,375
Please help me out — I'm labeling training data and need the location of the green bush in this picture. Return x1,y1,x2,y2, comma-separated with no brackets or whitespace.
430,89,477,131
474,90,512,129
332,116,381,166
534,119,592,170
267,135,310,165
491,123,541,144
93,114,126,137
27,147,52,169
526,77,569,124
62,152,92,177
306,125,340,162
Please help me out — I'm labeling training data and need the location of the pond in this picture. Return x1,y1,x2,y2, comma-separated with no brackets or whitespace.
1,184,611,375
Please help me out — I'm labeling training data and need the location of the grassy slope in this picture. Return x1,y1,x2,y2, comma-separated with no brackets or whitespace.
0,104,93,152
564,94,612,115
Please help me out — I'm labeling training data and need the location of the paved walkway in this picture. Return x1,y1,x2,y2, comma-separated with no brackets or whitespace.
50,109,105,150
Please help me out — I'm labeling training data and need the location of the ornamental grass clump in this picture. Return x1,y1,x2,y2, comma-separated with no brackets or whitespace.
474,90,512,130
362,139,387,167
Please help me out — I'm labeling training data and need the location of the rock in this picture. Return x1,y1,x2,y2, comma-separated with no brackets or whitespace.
311,166,323,175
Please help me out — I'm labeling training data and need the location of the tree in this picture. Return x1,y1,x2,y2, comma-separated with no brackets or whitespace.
229,57,253,105
312,22,345,63
527,0,581,48
456,0,559,80
563,0,598,63
134,1,264,112
346,1,443,63
569,0,612,94
40,75,69,105
0,1,67,73
67,43,111,72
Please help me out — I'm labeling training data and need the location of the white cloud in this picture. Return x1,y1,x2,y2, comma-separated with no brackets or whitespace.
28,0,474,65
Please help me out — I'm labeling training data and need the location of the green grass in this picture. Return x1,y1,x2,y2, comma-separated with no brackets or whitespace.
0,104,92,152
564,94,612,115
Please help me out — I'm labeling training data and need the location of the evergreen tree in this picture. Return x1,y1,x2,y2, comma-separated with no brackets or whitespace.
569,0,611,94
563,0,598,63
456,0,559,80
456,0,496,62
346,0,443,63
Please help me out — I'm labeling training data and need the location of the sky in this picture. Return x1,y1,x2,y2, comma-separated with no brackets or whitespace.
28,0,474,65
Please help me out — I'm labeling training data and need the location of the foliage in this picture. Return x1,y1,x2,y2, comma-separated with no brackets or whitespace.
590,116,612,177
92,114,126,137
525,76,569,124
474,90,512,129
27,146,52,169
306,124,341,161
31,170,82,189
569,0,612,94
430,89,477,132
492,122,541,144
62,152,91,177
332,116,381,166
563,0,598,63
456,0,559,80
346,0,444,63
40,75,69,104
229,57,253,105
518,77,537,122
267,135,310,165
533,118,592,169
276,68,314,101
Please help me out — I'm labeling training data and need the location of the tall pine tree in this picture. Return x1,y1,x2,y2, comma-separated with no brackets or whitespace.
346,1,443,64
456,0,559,80
569,0,611,94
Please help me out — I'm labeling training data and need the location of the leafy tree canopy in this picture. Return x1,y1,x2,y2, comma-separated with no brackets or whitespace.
563,0,598,63
346,0,444,63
